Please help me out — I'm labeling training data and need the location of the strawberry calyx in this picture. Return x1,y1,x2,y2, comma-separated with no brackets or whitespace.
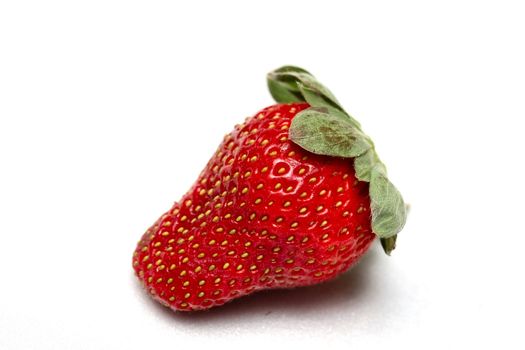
267,66,407,255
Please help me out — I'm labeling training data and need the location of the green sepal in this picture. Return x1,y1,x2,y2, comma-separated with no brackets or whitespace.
369,169,407,238
267,66,343,112
290,108,372,158
380,235,397,255
267,66,311,103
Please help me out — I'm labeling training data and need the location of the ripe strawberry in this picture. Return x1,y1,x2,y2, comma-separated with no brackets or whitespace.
132,66,407,311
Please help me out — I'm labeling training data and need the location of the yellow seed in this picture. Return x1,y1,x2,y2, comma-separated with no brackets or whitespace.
179,270,187,276
244,241,252,247
256,183,264,189
285,186,293,192
275,217,284,223
273,247,281,253
214,277,221,283
183,281,190,287
182,257,189,263
198,280,205,286
229,229,236,235
198,292,205,298
342,211,349,217
335,201,342,207
299,207,307,214
153,242,161,247
244,171,251,177
235,216,243,222
321,233,329,240
241,187,249,194
180,302,188,308
256,254,263,260
197,252,205,258
316,205,324,212
185,200,192,207
269,151,277,156
223,262,230,269
302,237,309,243
261,139,269,145
180,215,187,222
236,264,243,271
285,259,294,264
274,183,282,190
184,293,191,299
249,213,256,220
195,266,202,273
287,235,295,241
283,201,291,208
300,192,307,198
261,215,268,221
319,190,327,196
309,177,317,184
261,166,268,173
216,227,224,233
209,264,216,271
320,220,328,227
250,156,258,162
169,264,177,270
241,252,249,258
278,167,286,174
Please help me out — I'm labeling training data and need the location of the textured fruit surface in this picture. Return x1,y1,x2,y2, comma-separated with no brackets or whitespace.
132,102,375,311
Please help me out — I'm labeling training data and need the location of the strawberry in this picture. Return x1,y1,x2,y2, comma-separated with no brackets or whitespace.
132,66,407,311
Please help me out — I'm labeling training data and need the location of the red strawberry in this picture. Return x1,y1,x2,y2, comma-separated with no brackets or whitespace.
132,66,407,311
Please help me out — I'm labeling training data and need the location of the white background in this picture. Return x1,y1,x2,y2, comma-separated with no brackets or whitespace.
1,1,524,349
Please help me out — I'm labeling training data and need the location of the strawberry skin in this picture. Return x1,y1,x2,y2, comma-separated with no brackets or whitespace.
133,102,375,311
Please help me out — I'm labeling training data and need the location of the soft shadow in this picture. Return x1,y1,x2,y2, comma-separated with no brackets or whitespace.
132,245,381,324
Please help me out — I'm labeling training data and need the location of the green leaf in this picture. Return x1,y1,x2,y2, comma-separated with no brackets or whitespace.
369,169,407,238
267,79,305,103
267,66,344,112
267,66,312,103
289,108,372,158
354,150,386,182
